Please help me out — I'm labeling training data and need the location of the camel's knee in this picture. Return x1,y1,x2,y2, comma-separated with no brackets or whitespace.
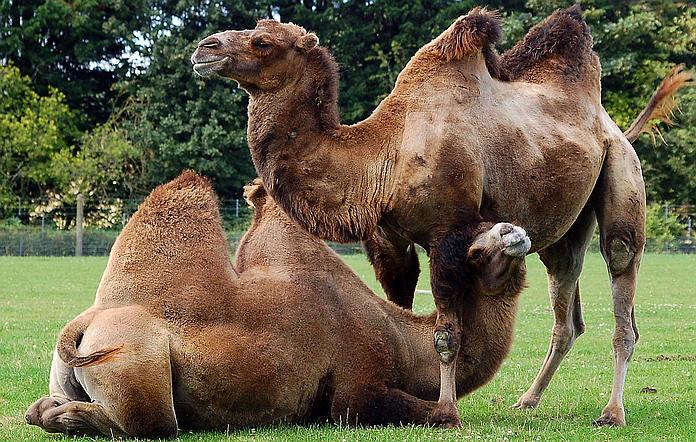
434,323,461,364
608,238,634,274
603,235,643,276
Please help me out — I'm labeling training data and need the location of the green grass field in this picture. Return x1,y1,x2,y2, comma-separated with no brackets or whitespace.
1,253,694,441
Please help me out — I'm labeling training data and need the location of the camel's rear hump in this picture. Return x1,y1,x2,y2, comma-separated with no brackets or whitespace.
497,5,599,89
95,170,237,308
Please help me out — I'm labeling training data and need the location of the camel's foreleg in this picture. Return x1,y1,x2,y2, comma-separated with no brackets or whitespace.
428,228,473,428
513,207,596,409
428,222,531,427
363,227,420,310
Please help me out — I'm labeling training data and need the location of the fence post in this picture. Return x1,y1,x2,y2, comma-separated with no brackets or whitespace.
235,199,240,217
75,194,84,257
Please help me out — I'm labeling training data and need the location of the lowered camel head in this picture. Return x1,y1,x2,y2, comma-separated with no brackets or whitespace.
466,222,530,297
191,20,321,92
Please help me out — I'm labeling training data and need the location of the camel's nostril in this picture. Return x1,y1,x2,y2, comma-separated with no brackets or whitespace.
199,37,221,49
499,223,513,236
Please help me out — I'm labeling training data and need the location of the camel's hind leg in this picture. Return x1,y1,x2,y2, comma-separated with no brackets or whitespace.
513,206,596,409
26,397,131,437
591,139,646,427
363,227,420,310
26,307,178,437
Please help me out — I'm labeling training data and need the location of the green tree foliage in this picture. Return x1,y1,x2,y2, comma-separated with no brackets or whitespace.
52,114,146,203
0,0,149,128
645,202,685,242
0,64,76,211
120,0,270,196
1,0,695,208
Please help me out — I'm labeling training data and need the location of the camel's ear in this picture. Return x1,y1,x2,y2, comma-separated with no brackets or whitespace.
243,178,267,209
297,33,318,52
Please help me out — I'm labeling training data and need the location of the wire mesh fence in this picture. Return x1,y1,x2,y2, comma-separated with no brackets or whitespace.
0,200,692,256
0,197,363,256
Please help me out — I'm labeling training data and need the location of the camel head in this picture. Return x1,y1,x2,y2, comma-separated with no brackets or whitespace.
465,222,530,297
191,20,319,92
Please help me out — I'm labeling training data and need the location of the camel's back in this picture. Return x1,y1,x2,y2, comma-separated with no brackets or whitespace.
381,6,613,247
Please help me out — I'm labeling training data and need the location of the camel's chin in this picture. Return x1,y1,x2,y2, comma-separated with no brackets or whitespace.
192,57,230,78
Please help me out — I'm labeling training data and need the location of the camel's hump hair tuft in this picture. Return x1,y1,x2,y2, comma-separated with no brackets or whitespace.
497,4,592,81
434,7,503,62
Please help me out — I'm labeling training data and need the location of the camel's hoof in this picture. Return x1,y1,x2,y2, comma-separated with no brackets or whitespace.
25,409,38,426
493,223,531,257
429,402,461,428
593,408,626,427
433,330,456,363
512,393,540,409
25,396,65,427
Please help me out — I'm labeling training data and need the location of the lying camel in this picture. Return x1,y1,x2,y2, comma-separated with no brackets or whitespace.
191,5,693,426
26,171,529,438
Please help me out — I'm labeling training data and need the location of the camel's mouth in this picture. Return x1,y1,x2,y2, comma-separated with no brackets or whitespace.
192,56,231,78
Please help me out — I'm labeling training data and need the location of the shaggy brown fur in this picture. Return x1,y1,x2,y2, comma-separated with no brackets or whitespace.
191,5,693,426
25,172,527,437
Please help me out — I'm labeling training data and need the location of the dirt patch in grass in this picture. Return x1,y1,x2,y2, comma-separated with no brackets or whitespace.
635,354,696,362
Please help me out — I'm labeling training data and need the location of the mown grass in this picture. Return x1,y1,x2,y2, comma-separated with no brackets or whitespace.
1,253,694,441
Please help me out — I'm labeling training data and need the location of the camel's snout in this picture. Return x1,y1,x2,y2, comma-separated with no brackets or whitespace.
198,36,222,50
191,32,242,77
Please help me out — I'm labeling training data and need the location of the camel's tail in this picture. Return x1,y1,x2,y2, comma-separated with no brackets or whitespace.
57,310,123,368
624,64,694,144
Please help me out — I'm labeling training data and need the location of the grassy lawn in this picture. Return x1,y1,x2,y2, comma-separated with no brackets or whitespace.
1,253,694,440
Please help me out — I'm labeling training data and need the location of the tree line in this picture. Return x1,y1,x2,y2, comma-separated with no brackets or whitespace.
1,0,695,224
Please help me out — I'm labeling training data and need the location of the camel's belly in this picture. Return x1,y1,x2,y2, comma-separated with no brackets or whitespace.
480,129,605,250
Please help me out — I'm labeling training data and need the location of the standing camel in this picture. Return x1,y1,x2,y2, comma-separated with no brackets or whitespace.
191,6,692,426
26,172,529,437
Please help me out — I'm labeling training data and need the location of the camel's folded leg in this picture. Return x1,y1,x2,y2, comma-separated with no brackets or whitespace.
26,396,129,437
26,307,179,437
330,386,436,426
26,346,124,436
513,207,595,409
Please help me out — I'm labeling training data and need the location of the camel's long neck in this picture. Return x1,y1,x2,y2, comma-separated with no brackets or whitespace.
393,295,518,398
246,49,399,243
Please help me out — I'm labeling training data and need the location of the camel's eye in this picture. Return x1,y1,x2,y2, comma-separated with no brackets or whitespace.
469,249,486,265
253,38,273,50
